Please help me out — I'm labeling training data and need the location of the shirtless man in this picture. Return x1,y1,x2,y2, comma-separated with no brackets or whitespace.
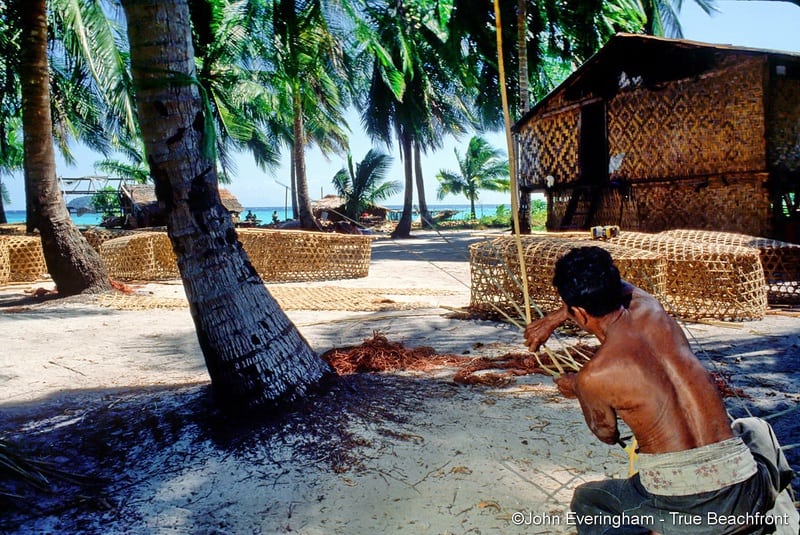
524,246,796,535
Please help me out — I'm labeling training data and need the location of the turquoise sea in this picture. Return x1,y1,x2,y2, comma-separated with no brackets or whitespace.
3,203,510,226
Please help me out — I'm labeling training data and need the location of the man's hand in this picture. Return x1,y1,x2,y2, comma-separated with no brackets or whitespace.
524,305,569,352
554,372,578,398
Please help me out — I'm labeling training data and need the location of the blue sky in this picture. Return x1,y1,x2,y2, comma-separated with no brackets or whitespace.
3,1,800,211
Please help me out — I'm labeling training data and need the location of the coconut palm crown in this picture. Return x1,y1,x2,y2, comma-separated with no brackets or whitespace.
332,148,400,221
436,136,509,220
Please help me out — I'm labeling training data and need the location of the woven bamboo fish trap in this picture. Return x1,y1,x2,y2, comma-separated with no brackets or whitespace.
608,232,767,320
0,239,10,283
469,236,667,322
661,229,800,305
1,235,47,282
82,227,137,252
237,228,372,282
100,231,179,281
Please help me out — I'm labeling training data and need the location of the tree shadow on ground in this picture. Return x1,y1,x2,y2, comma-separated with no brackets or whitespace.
0,374,483,532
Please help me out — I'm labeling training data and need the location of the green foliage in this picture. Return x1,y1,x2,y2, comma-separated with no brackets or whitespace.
530,197,547,230
91,186,121,218
436,136,509,219
477,204,511,226
1,181,10,205
443,199,548,231
332,149,400,221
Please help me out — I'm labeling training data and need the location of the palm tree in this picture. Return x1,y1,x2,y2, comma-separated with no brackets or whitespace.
358,0,472,239
0,118,23,224
120,0,331,410
3,0,140,292
17,0,110,295
332,148,400,221
436,136,509,220
189,0,284,176
0,4,22,224
269,0,351,229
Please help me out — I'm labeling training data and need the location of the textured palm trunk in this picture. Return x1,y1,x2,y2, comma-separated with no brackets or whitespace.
413,141,432,229
391,131,414,239
292,93,319,229
122,0,331,410
516,0,531,234
19,0,110,295
290,159,298,220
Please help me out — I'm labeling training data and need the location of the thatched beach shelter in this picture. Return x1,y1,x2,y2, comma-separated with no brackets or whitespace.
311,194,389,223
118,184,244,228
513,33,800,242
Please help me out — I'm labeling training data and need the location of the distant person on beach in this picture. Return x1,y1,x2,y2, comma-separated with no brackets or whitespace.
272,211,279,224
524,246,797,534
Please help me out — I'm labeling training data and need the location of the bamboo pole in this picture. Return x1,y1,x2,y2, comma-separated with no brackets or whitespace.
493,0,532,325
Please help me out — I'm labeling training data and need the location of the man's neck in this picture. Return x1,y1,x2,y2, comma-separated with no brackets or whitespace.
593,307,626,342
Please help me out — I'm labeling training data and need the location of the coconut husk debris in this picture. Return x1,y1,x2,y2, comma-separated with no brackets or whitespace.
322,334,744,396
321,333,595,386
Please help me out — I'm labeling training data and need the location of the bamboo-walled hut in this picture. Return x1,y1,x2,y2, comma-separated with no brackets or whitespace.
513,34,800,242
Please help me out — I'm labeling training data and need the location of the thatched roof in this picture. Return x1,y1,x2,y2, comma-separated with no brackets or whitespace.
119,184,244,214
311,195,389,221
219,189,244,214
312,195,345,212
120,184,157,205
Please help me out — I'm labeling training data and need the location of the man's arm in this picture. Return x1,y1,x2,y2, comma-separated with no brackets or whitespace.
575,372,620,445
524,305,569,352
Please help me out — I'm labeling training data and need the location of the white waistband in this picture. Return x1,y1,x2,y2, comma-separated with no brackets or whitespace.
637,437,757,496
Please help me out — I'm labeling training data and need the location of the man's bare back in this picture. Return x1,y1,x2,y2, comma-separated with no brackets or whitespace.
523,246,796,534
527,285,733,454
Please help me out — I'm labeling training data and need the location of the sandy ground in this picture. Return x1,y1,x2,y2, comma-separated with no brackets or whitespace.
1,229,798,534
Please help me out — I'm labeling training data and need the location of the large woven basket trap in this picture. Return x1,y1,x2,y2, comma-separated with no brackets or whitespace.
608,232,767,320
237,228,372,282
100,231,179,281
469,236,667,322
1,235,47,282
661,229,800,305
82,227,138,252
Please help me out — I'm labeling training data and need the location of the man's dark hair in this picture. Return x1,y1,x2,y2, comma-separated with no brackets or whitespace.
553,246,624,317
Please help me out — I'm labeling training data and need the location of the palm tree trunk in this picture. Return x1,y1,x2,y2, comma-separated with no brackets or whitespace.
19,0,110,296
391,130,414,239
290,157,298,220
121,0,331,411
516,0,531,234
0,187,7,224
413,141,432,229
292,92,319,230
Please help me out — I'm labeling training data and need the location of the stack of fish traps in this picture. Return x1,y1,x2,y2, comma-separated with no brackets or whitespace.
237,228,372,282
469,236,667,322
82,227,137,252
0,235,47,282
606,232,767,321
661,229,800,305
100,231,179,281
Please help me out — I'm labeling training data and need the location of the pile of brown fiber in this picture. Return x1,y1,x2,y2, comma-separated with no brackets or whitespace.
320,333,597,386
321,334,746,395
320,332,464,375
